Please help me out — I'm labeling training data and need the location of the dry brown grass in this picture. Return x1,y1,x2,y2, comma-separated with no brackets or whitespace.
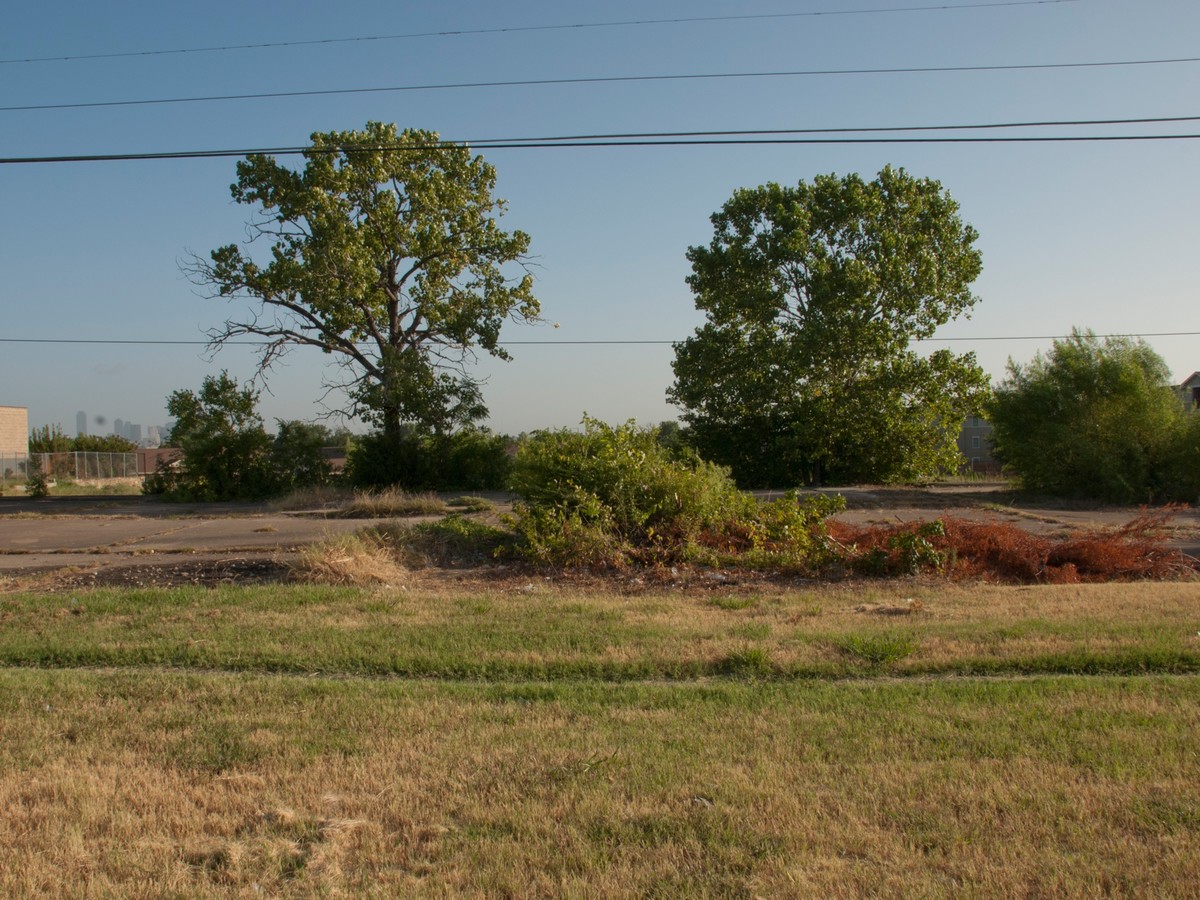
269,484,352,511
337,488,449,519
289,533,407,585
0,669,1197,897
271,486,451,519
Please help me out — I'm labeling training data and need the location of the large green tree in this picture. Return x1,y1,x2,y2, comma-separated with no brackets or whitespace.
988,330,1200,502
669,166,988,486
191,122,538,439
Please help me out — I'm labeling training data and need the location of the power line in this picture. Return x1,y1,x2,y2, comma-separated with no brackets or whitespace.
5,55,1196,115
2,332,1198,347
4,132,1199,165
0,1,1079,66
495,115,1200,142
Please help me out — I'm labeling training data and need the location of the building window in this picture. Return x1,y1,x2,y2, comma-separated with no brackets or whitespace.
972,436,981,449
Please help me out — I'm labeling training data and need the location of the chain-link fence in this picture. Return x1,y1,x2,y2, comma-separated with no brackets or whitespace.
28,452,139,480
0,453,30,479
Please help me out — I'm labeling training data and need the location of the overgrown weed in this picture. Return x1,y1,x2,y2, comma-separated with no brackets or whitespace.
290,533,407,585
829,509,1190,583
337,488,449,518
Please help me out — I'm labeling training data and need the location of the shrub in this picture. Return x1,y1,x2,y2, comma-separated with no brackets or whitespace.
507,418,747,566
507,417,841,568
694,492,845,569
150,372,276,501
269,420,334,492
402,515,514,566
988,330,1200,503
346,428,511,491
25,464,50,498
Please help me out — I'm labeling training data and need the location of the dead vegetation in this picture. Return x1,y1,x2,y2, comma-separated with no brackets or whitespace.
271,486,450,518
828,509,1194,583
290,533,408,586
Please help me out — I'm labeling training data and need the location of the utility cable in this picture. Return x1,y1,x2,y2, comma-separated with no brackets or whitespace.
4,54,1196,115
4,130,1199,165
0,1,1080,66
2,332,1199,347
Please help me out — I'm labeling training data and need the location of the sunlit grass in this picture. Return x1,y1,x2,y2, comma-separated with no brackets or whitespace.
2,578,1198,894
0,669,1197,896
1,581,1198,680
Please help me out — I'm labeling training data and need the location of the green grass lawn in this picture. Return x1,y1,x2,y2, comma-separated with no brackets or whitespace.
1,579,1198,896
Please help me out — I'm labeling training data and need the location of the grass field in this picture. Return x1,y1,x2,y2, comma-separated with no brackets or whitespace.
2,577,1198,896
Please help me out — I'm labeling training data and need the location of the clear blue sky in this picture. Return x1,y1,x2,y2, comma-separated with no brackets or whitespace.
3,0,1197,436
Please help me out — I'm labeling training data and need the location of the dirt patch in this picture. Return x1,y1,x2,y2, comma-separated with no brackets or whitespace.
3,485,1197,590
34,558,293,590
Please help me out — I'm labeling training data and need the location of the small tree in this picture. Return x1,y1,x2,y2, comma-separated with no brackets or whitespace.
988,330,1200,502
152,372,274,501
28,424,73,454
670,167,988,486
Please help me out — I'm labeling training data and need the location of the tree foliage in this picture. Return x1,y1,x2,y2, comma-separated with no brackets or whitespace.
271,420,335,493
191,122,539,438
72,434,139,452
669,166,989,486
988,330,1200,502
153,372,275,501
346,427,511,491
149,374,339,501
28,425,136,454
27,425,73,454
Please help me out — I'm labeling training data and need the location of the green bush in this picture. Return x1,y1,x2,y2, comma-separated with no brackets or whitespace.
147,372,275,501
508,417,746,564
269,420,334,492
25,464,50,499
989,330,1200,503
507,417,841,568
346,428,511,491
405,515,514,566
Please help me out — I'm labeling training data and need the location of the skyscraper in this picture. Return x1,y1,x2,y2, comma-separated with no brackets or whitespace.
76,411,87,437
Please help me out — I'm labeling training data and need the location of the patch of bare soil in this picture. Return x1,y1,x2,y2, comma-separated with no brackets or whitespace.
39,558,293,590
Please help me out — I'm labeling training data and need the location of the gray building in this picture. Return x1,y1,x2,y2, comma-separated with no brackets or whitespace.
1176,372,1200,409
956,415,997,474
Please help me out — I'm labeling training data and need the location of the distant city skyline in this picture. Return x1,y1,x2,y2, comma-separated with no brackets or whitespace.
72,411,171,447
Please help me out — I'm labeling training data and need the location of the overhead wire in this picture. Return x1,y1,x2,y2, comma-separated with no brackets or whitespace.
3,134,1199,165
4,54,1197,115
3,112,1200,165
2,332,1198,347
0,1,1080,65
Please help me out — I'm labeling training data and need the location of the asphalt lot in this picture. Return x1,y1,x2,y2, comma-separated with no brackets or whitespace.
0,496,387,577
1,487,1197,582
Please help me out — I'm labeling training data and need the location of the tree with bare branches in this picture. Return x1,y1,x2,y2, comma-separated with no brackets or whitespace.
189,122,539,439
